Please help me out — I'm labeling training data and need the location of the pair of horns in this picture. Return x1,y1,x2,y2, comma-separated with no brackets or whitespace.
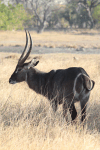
18,30,32,65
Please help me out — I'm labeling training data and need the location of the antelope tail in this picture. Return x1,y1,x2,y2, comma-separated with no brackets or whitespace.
73,73,95,94
82,74,95,91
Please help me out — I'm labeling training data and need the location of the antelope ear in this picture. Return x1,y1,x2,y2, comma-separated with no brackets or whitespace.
28,58,39,69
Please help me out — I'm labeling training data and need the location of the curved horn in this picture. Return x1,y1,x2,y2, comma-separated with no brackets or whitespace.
18,31,32,65
18,30,28,64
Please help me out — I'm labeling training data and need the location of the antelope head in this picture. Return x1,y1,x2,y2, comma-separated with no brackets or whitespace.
9,30,39,84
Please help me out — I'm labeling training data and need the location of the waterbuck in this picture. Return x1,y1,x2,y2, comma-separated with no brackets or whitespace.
9,30,95,123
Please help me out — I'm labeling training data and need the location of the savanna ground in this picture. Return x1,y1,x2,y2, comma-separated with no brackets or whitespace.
0,30,100,150
0,29,100,48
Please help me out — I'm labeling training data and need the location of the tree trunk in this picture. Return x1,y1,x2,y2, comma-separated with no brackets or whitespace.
86,8,94,28
37,23,45,33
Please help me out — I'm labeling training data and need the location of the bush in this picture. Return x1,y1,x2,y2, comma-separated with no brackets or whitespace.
93,5,100,26
0,2,29,30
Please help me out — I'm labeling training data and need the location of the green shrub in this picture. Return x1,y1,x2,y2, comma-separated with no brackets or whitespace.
0,2,30,30
93,5,100,24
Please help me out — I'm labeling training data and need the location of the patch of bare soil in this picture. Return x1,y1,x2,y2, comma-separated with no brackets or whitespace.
0,45,100,55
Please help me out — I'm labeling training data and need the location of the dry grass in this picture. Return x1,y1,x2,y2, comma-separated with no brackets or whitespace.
0,51,100,150
0,29,100,48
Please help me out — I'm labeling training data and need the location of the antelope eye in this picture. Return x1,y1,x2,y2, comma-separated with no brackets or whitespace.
18,68,22,72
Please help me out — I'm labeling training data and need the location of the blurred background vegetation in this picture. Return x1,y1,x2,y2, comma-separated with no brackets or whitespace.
0,0,100,32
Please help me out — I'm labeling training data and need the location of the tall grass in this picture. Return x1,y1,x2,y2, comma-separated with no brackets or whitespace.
0,52,100,149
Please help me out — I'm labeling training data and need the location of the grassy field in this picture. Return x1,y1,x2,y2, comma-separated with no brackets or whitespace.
0,29,100,48
0,30,100,150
